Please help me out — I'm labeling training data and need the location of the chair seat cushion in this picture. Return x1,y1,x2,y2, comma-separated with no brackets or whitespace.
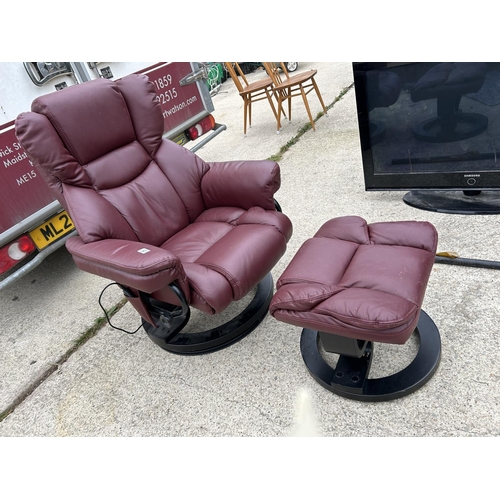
162,206,293,314
270,216,438,344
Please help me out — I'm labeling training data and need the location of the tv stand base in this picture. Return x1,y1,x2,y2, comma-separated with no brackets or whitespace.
403,190,500,214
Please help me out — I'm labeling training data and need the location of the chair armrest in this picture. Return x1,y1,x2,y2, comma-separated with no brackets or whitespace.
66,236,188,294
201,160,280,211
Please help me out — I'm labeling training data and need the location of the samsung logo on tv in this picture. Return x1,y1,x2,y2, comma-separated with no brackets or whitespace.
464,174,481,178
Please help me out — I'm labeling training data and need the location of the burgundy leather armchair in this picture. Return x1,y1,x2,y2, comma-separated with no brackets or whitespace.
15,74,293,354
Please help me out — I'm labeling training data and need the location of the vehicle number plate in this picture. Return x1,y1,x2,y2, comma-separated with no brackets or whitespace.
172,131,188,146
29,210,75,250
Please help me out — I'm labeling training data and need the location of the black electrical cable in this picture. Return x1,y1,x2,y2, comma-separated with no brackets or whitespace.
435,256,500,270
97,257,497,335
98,282,142,334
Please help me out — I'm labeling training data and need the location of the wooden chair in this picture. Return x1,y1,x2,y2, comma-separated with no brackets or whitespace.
262,62,328,132
224,62,282,135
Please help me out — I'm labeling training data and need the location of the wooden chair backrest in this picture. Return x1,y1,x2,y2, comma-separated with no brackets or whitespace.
262,62,290,87
224,62,250,93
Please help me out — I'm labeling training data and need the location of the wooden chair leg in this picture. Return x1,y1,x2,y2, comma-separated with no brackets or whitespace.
300,84,315,130
243,98,249,135
265,88,279,123
276,91,287,119
276,98,284,132
312,78,328,115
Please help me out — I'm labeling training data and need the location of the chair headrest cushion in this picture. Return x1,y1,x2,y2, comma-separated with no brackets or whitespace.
27,73,162,166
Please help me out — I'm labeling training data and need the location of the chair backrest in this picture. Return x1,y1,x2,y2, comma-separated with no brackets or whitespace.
262,62,290,87
15,74,210,247
224,62,251,93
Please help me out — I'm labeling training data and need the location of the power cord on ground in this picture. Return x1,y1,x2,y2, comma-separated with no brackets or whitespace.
98,282,142,334
435,254,500,270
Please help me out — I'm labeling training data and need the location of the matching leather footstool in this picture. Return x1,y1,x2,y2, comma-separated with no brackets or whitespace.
270,216,441,401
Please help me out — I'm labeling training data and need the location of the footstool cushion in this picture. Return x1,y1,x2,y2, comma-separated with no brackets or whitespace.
270,216,438,344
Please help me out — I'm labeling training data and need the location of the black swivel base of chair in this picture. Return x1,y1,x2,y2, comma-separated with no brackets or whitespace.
299,310,441,402
142,273,273,355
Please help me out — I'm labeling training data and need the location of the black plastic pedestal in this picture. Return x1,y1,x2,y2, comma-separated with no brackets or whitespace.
300,310,441,402
142,273,273,355
403,190,500,215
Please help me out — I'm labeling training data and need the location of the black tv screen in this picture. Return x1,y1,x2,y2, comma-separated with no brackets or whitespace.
353,62,500,214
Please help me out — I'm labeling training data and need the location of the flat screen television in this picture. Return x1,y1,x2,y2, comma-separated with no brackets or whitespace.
353,62,500,214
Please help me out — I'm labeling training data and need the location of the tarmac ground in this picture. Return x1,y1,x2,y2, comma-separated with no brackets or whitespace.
1,63,499,447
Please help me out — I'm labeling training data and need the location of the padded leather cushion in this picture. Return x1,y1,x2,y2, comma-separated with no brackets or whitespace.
16,73,294,317
270,216,438,344
163,206,292,313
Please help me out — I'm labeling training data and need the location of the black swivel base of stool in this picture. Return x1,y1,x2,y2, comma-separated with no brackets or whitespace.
300,310,441,402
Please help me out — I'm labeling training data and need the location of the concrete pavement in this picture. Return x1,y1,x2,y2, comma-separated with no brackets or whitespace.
1,62,499,436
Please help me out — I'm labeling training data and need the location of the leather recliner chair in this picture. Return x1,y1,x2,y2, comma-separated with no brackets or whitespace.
15,74,293,354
